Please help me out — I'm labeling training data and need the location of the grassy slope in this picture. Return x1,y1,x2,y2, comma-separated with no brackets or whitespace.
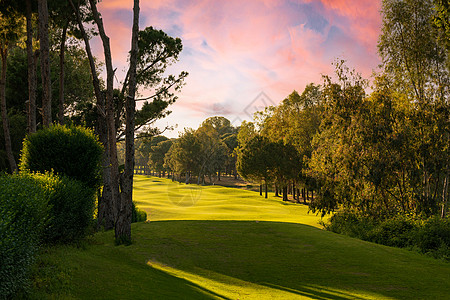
32,176,450,299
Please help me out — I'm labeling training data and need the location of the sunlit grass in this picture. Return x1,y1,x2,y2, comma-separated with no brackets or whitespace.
133,175,323,228
31,175,450,299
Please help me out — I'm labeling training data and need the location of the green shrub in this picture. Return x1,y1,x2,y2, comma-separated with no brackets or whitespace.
132,201,147,223
414,217,450,259
0,173,51,298
325,211,450,260
44,176,97,244
20,124,103,189
323,211,376,240
367,216,417,248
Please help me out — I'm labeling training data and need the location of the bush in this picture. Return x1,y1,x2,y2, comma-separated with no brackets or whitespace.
0,173,51,298
367,216,417,248
44,176,97,244
415,217,450,259
325,210,450,260
323,211,376,240
20,124,103,189
132,201,147,223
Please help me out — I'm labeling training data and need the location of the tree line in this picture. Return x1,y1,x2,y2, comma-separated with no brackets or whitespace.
139,0,449,221
133,116,238,185
242,0,449,219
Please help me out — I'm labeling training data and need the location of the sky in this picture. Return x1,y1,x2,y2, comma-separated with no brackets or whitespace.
92,0,382,138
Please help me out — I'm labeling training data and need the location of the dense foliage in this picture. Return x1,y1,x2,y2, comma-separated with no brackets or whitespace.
0,172,51,297
162,116,237,184
131,201,147,223
20,124,103,189
324,212,450,260
43,175,97,244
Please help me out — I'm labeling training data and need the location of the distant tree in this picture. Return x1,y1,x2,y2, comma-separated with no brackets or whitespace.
136,135,168,168
195,122,228,184
164,129,201,183
149,139,173,176
222,132,238,178
202,116,235,137
237,135,275,198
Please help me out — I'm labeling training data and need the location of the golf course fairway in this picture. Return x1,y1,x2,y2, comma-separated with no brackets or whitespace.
33,175,450,299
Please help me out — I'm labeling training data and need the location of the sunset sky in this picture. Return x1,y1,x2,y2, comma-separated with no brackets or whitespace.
93,0,382,137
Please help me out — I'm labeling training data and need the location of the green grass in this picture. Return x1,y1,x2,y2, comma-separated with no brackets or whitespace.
31,175,450,299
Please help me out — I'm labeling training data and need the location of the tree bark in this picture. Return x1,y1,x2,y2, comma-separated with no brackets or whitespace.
38,0,51,127
89,0,120,228
69,0,114,230
58,23,67,125
282,186,288,202
442,168,449,218
265,182,268,199
0,45,17,173
115,0,140,244
26,0,36,133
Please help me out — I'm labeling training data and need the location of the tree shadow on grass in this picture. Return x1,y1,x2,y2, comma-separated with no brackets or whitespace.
134,220,450,300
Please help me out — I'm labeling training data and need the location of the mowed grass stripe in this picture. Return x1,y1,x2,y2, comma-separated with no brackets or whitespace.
133,175,322,227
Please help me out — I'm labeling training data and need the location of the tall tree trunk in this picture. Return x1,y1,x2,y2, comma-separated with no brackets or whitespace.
265,182,268,199
117,0,140,243
38,0,51,127
442,168,449,218
26,0,36,133
259,184,262,196
0,45,17,173
89,0,120,228
282,186,288,202
58,23,67,125
69,0,114,230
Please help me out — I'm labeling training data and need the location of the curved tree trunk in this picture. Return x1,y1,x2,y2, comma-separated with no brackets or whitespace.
89,0,120,230
0,45,17,173
38,0,51,127
69,0,114,230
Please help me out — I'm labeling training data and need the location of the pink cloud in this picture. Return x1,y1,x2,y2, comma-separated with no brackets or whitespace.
89,0,382,135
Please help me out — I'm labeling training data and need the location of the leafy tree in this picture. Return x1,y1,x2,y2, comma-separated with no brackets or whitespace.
237,135,275,198
149,139,173,176
308,61,369,216
433,0,450,67
195,122,228,184
164,129,201,183
379,0,449,217
222,132,238,178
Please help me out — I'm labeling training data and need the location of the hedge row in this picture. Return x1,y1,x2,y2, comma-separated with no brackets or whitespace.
1,125,103,298
324,211,450,260
0,173,51,298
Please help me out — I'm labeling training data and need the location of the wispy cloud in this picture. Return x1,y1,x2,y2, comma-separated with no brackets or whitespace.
93,0,382,136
